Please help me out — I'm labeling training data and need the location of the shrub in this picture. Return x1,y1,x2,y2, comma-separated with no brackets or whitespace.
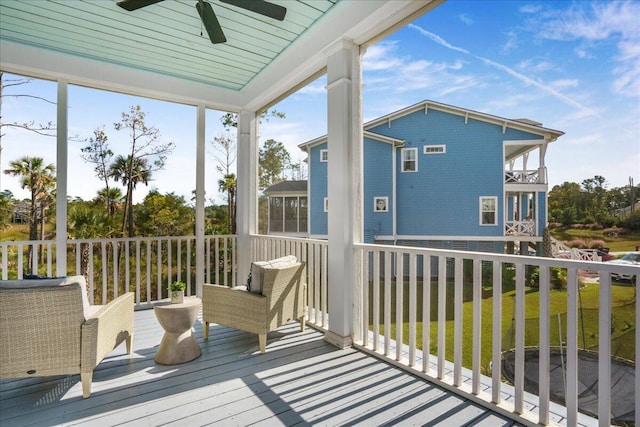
603,227,627,236
565,239,587,248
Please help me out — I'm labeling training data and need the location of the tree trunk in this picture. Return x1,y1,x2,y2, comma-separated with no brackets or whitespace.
28,192,38,273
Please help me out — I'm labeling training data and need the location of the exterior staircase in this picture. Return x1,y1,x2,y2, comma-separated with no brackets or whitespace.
550,235,601,261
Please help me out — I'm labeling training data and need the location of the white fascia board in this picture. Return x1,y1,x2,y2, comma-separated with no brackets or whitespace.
0,40,243,112
364,131,405,146
298,136,328,151
264,191,307,197
298,130,403,151
242,0,440,112
395,235,537,241
505,183,549,192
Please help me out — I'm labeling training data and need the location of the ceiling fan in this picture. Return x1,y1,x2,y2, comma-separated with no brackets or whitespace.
116,0,287,44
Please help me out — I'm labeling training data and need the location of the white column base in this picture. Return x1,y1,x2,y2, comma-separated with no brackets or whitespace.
324,330,353,349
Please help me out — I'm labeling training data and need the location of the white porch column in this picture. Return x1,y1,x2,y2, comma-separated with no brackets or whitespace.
195,104,206,296
55,79,68,276
324,38,363,348
236,110,258,283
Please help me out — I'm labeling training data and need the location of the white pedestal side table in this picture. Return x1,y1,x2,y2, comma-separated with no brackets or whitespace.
153,297,202,365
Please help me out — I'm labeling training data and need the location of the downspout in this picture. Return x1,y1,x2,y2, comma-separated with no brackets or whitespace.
392,142,397,245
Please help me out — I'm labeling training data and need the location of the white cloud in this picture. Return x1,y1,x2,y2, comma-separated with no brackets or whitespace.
517,59,555,73
448,60,464,71
362,42,404,71
501,31,518,54
409,24,599,117
574,46,593,59
296,82,325,95
362,37,474,95
551,79,579,89
533,1,640,96
458,13,474,26
520,4,542,14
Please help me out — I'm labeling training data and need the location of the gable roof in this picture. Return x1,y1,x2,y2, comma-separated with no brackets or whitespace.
364,99,564,140
264,180,307,195
299,130,404,151
298,99,564,152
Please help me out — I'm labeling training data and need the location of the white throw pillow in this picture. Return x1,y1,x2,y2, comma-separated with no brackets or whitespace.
248,255,297,295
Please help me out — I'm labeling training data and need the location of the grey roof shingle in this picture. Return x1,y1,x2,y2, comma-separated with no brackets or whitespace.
264,180,308,195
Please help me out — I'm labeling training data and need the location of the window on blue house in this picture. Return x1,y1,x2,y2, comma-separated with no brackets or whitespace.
480,196,498,225
374,197,388,212
320,149,328,162
401,148,417,172
424,144,446,154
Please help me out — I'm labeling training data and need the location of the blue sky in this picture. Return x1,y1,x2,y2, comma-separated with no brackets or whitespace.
2,0,639,204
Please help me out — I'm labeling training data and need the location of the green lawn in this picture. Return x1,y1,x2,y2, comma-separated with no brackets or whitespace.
368,277,636,375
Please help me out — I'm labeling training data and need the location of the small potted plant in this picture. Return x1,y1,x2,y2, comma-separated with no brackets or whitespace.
169,280,186,304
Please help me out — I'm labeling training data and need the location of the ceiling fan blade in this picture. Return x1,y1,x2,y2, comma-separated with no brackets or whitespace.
196,1,227,44
117,0,164,12
219,0,286,21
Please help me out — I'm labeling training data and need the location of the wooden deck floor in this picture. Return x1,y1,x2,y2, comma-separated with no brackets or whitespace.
1,307,522,427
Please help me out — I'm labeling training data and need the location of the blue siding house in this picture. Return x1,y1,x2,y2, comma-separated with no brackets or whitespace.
299,100,564,255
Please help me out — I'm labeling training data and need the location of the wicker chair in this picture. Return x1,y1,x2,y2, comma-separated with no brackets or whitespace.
202,262,306,353
0,276,134,398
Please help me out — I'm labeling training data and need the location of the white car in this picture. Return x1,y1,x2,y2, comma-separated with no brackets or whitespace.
610,252,640,281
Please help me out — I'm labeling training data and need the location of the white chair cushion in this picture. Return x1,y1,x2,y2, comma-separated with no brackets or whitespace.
0,275,93,319
249,255,297,295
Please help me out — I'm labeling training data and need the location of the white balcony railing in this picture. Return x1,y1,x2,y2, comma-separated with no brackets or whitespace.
355,243,639,426
3,235,639,425
251,234,329,330
505,220,535,236
0,235,237,306
505,168,545,184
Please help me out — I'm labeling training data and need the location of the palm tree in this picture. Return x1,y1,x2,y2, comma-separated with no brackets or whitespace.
218,173,236,234
95,187,125,218
4,156,55,241
109,155,151,237
3,156,55,272
68,205,111,283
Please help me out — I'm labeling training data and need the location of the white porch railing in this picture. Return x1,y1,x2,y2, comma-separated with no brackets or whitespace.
505,169,543,184
0,235,237,306
250,234,329,330
355,243,639,426
505,220,535,236
3,234,639,425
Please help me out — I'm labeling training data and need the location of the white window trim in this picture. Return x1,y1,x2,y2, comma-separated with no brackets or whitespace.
423,144,446,154
320,149,328,162
323,197,328,212
479,196,498,226
374,196,388,212
401,147,418,172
